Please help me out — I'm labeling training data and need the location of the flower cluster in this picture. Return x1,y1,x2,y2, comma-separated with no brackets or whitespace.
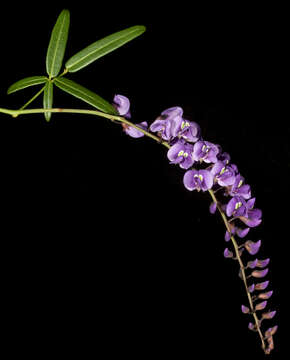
113,94,277,354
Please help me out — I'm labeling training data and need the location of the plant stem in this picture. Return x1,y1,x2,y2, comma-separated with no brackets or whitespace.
208,189,266,353
0,106,170,148
0,104,266,352
19,85,47,112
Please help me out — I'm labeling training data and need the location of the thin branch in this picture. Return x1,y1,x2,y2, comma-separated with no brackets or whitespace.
208,189,266,353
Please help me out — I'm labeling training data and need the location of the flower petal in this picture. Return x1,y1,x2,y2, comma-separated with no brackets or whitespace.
241,304,250,314
255,280,269,290
199,169,213,190
183,170,196,191
258,291,273,300
248,284,255,293
124,121,147,138
248,322,256,331
245,240,261,255
262,310,276,319
224,248,233,258
247,259,258,269
113,94,131,116
265,325,278,338
255,300,267,311
209,202,217,214
224,231,231,242
226,197,237,217
251,268,268,278
236,227,250,238
257,258,270,268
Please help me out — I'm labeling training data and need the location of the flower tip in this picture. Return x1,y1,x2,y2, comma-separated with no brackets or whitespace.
262,310,276,319
252,268,269,278
245,239,262,255
241,304,250,314
255,300,267,311
224,248,233,258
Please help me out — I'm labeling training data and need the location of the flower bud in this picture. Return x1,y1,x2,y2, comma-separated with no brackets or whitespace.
257,258,270,268
262,310,276,320
265,325,278,338
258,291,273,300
248,284,255,293
247,259,258,269
224,248,233,258
245,240,261,255
251,268,268,278
255,300,267,311
255,280,269,290
241,304,250,314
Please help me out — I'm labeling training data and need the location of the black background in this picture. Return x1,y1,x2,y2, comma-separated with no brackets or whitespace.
0,2,287,358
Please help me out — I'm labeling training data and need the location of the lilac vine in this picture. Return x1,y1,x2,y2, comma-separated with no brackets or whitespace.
0,9,278,355
113,94,278,355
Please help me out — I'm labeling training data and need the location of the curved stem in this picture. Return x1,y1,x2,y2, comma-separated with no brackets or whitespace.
208,189,266,353
0,104,267,352
0,106,170,148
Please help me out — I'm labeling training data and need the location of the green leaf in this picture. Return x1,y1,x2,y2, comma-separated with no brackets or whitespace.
54,77,118,114
65,25,146,73
7,76,48,94
46,9,70,78
43,81,53,122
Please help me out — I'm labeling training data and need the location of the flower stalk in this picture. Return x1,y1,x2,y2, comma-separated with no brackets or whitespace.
208,189,266,352
0,98,277,355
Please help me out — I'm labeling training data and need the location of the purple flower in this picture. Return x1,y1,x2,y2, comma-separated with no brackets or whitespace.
192,140,220,163
236,227,250,238
248,284,255,293
244,240,261,255
255,281,269,291
241,305,250,314
262,310,276,319
225,231,231,242
113,94,131,118
211,161,236,186
229,174,251,199
178,119,201,143
224,248,233,258
257,258,270,268
209,202,217,214
265,326,278,338
123,121,148,138
113,94,148,138
217,151,231,165
183,169,214,192
251,268,269,278
255,301,268,311
239,198,262,228
150,117,172,140
167,140,194,169
259,291,274,300
225,226,250,242
226,196,248,217
247,259,258,269
150,107,183,141
248,322,256,330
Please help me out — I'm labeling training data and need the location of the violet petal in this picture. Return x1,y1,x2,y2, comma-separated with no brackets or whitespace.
262,310,276,319
255,281,269,290
241,304,250,314
258,291,273,300
255,300,267,311
245,240,261,255
252,268,269,278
